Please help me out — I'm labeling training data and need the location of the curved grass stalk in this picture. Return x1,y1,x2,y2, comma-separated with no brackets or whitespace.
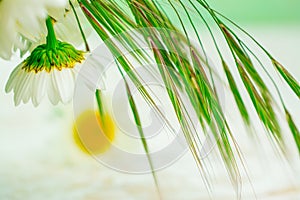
116,61,161,198
188,0,288,152
203,3,300,98
126,0,241,191
237,38,300,154
69,0,90,52
77,0,300,197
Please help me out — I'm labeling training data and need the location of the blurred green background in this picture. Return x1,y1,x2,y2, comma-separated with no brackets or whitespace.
208,0,300,24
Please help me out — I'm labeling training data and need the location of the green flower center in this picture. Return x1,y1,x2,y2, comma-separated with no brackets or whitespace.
22,41,84,73
22,17,85,73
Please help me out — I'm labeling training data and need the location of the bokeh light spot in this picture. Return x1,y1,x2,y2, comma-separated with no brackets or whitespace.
73,110,116,155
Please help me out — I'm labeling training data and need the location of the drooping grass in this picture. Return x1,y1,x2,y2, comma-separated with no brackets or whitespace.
76,0,300,196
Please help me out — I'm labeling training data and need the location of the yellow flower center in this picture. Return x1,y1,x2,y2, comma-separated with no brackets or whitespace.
73,110,116,155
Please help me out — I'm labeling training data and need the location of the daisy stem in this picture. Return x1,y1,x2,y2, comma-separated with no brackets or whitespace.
46,17,58,51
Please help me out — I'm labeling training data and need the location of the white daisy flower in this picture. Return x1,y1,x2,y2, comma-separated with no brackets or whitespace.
5,41,85,107
5,18,85,107
0,0,67,60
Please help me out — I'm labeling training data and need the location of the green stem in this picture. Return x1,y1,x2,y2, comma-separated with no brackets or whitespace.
46,17,58,50
95,89,105,126
69,0,90,52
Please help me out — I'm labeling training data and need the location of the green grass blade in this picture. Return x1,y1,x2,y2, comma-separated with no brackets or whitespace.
222,61,250,125
285,109,300,155
95,89,106,126
272,59,300,98
117,62,161,197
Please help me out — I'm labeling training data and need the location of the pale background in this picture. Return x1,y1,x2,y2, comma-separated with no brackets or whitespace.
0,1,300,199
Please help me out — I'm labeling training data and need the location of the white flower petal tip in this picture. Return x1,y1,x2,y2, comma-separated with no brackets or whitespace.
6,66,81,107
5,41,85,107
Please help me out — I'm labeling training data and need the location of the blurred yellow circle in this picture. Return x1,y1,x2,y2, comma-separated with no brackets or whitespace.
73,110,116,155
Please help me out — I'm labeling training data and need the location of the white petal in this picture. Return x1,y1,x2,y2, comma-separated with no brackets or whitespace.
54,6,90,46
12,69,27,94
45,0,68,9
5,63,23,93
14,71,31,106
53,69,74,104
0,0,68,59
47,72,60,105
32,71,48,107
21,72,35,104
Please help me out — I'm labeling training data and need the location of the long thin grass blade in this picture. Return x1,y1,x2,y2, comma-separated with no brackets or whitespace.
272,59,300,98
237,61,284,149
119,67,161,196
95,89,105,126
222,60,250,125
285,109,300,154
79,0,300,196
